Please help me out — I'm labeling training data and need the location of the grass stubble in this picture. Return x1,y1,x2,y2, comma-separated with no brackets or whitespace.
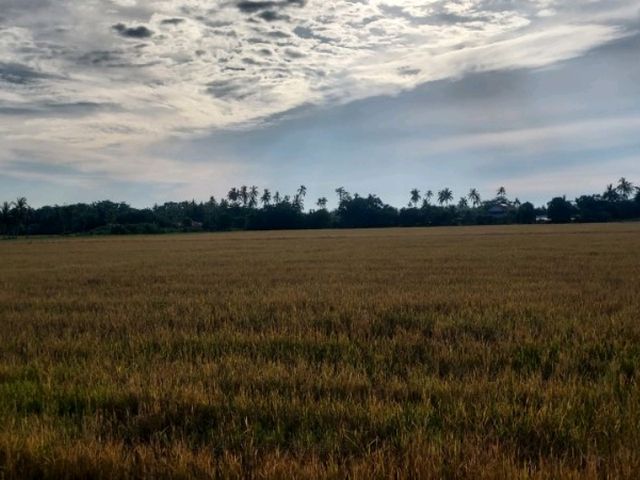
1,223,639,479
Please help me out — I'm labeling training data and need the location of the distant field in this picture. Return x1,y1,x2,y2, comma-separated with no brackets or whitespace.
1,224,640,479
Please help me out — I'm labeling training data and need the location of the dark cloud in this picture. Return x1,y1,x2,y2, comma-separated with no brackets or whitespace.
77,50,122,66
206,80,248,99
259,10,289,21
161,18,185,25
267,30,291,39
237,0,306,14
222,65,246,72
237,1,273,13
292,25,313,38
0,62,56,84
242,56,263,65
292,26,331,43
112,23,153,39
284,48,305,59
398,67,421,76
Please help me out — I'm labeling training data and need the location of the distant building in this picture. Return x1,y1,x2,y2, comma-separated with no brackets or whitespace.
487,203,510,219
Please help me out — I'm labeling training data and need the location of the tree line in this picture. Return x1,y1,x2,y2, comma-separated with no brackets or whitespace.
1,178,639,236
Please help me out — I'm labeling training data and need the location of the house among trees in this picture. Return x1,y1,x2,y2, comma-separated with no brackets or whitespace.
486,203,511,220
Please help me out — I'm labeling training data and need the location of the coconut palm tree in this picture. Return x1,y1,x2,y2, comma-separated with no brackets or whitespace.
409,188,421,208
239,186,249,207
273,191,282,204
458,197,469,209
468,188,481,208
603,184,619,202
316,197,328,209
260,189,272,207
12,197,29,234
617,177,634,199
424,190,434,205
249,186,259,208
438,188,453,206
497,186,507,200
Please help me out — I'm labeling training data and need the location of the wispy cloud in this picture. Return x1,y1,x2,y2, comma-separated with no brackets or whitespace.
423,115,640,156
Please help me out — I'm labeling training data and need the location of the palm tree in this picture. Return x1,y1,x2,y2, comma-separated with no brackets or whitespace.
239,185,249,207
635,187,640,203
249,186,259,208
497,186,507,200
424,190,433,205
603,184,619,202
12,197,29,233
247,186,259,208
260,189,272,207
409,188,421,208
316,197,328,209
273,191,282,204
468,188,481,207
617,177,634,200
458,197,469,209
438,188,453,206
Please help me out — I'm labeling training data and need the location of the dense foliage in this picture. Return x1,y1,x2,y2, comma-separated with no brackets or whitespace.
2,178,639,236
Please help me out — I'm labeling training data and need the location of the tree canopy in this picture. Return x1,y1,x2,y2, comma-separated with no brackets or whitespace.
2,178,639,237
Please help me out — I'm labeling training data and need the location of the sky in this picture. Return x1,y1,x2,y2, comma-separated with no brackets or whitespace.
1,0,640,208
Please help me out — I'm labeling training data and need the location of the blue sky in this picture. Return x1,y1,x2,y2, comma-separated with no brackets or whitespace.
1,0,639,208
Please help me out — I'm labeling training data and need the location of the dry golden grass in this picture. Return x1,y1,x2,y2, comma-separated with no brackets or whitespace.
1,223,640,479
